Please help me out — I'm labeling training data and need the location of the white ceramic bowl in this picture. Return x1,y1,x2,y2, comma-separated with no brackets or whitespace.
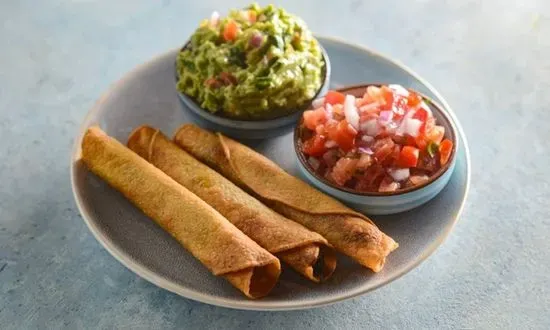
294,84,458,215
175,41,331,139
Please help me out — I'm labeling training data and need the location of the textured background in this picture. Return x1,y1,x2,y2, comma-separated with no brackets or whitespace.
1,0,549,329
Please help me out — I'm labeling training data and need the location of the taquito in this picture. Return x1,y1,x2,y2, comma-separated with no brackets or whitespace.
128,126,337,282
173,124,398,272
81,126,280,298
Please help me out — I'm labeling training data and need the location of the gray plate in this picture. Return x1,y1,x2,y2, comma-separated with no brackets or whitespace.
70,36,471,311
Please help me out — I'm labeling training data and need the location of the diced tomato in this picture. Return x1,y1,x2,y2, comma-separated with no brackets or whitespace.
355,164,385,191
302,134,327,157
326,120,357,151
324,91,346,105
405,135,417,146
379,176,400,192
425,125,445,144
303,107,328,130
358,102,380,115
372,137,395,162
247,10,257,23
439,139,453,165
379,86,394,110
385,144,401,166
223,20,239,41
407,91,422,107
205,77,221,89
397,146,419,168
219,72,237,85
392,96,407,118
413,108,429,134
330,158,358,185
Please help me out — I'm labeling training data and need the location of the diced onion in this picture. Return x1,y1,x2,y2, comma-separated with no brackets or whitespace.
312,97,325,108
360,119,379,136
248,32,264,48
325,103,334,119
405,118,423,137
395,109,417,136
344,94,360,130
388,84,409,97
379,110,393,125
210,11,220,26
308,157,321,170
358,147,374,155
388,168,410,181
324,140,338,148
361,135,374,143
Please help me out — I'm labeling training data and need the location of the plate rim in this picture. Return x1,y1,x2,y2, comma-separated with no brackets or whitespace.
70,35,471,311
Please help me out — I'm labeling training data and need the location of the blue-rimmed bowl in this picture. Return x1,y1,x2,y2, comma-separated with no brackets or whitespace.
294,84,458,215
175,40,331,139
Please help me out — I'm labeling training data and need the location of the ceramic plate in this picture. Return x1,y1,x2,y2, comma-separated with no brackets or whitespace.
70,36,471,311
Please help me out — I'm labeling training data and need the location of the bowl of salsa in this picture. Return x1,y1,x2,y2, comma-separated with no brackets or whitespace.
175,4,330,139
294,83,458,214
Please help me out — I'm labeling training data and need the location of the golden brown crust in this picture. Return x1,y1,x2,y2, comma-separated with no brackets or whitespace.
173,124,398,272
129,126,336,282
81,126,280,298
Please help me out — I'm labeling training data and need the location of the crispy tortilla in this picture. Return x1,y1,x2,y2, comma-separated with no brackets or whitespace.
128,126,336,282
173,124,398,272
81,126,280,298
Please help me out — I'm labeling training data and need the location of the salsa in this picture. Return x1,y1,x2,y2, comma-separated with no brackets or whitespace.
176,3,325,120
299,84,454,193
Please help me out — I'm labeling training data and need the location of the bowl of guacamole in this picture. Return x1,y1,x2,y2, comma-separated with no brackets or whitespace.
175,3,330,138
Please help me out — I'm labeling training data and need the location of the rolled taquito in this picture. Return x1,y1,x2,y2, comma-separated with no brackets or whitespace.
81,126,280,298
128,126,337,282
173,124,398,272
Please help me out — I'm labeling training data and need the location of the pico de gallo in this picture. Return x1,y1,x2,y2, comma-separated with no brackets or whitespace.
298,84,454,193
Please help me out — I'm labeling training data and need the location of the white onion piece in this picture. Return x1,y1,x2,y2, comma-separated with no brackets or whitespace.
388,84,409,97
210,11,220,26
395,109,417,136
358,147,374,155
308,157,321,170
361,135,374,143
325,103,334,119
324,140,338,148
405,118,423,137
312,97,325,108
379,110,393,125
360,119,379,136
344,94,359,130
388,168,410,181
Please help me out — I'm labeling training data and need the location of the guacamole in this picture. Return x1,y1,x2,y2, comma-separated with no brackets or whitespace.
176,3,325,120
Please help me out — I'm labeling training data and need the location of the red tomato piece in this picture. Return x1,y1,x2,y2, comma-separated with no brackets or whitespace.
397,146,419,168
303,107,328,130
372,137,395,162
439,139,453,165
302,134,327,157
223,20,239,41
324,91,346,105
407,91,422,107
379,86,395,110
330,158,358,186
326,120,357,151
425,125,445,144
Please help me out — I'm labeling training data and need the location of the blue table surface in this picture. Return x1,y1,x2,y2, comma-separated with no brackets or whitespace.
1,0,549,329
